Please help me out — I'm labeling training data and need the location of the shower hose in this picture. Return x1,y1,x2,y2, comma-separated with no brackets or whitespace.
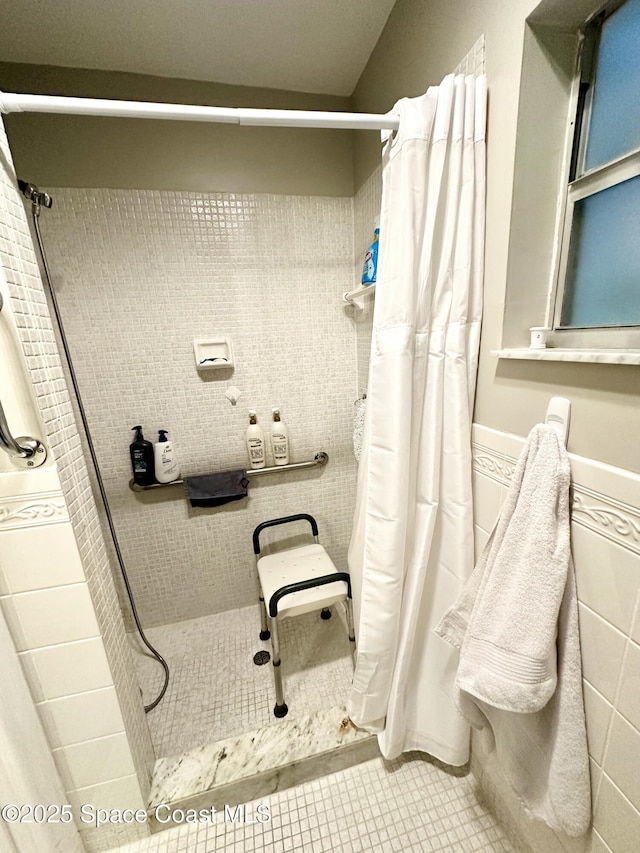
23,182,169,712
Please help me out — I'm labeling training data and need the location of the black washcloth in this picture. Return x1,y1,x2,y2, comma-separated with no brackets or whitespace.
185,470,249,508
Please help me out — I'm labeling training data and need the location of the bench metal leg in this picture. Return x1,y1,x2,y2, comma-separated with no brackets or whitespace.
257,562,270,640
258,595,270,641
270,618,288,718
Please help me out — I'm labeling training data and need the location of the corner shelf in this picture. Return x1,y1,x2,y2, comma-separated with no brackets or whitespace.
343,283,376,308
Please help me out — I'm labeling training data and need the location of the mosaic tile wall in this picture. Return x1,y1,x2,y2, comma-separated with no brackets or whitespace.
40,188,359,627
454,34,486,76
0,130,154,853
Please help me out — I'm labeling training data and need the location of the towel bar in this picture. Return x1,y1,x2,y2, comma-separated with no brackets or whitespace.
129,451,329,492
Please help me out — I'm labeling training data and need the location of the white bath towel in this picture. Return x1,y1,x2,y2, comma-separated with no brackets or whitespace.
435,424,591,837
353,396,366,463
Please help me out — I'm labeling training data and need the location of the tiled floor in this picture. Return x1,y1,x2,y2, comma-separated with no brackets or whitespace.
111,753,517,853
126,608,517,853
130,603,355,758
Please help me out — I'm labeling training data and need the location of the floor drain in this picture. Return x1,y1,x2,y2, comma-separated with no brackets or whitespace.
253,650,271,666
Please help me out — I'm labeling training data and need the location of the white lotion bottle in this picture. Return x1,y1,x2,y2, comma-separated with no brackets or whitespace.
246,410,266,469
270,407,289,466
154,429,181,483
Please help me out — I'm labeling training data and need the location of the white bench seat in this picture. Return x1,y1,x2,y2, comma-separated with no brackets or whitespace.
258,544,349,619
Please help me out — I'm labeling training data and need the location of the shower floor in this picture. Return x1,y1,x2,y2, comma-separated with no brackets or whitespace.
130,602,355,758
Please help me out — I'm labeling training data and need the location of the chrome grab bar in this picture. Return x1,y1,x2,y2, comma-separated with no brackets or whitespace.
0,398,47,466
129,452,329,491
0,293,48,468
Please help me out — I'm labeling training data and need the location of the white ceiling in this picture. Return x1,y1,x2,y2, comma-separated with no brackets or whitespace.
0,0,397,96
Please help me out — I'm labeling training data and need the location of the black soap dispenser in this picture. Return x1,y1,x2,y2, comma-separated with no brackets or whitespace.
130,426,156,486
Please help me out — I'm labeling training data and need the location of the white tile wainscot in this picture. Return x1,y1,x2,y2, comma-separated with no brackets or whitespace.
471,422,640,853
0,467,150,852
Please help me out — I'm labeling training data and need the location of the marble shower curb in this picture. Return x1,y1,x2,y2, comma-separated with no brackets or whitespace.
147,705,379,831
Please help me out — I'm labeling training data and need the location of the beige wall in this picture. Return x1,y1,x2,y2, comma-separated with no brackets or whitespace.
352,0,640,473
0,63,354,196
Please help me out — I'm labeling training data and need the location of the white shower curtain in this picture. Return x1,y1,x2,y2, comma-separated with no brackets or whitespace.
348,74,486,766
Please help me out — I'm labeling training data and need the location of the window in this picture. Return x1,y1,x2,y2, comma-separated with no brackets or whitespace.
552,0,640,349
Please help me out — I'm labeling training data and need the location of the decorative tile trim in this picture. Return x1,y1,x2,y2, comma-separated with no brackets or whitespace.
571,486,640,556
472,444,514,485
0,491,69,530
472,443,640,556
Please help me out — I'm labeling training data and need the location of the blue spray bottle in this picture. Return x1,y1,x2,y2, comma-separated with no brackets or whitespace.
361,217,380,286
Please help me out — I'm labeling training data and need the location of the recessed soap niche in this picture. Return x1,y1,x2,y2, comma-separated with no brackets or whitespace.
194,337,234,370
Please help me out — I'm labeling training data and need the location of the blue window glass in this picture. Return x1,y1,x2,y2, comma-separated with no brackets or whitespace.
584,0,640,171
561,175,640,327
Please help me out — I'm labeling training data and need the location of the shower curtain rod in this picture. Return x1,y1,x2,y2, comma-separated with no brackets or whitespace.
0,91,400,131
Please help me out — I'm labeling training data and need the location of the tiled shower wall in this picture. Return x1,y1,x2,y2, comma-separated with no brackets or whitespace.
0,120,153,852
471,424,640,853
352,164,382,398
41,189,358,627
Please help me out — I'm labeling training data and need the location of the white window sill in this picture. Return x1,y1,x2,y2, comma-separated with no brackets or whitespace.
491,348,640,365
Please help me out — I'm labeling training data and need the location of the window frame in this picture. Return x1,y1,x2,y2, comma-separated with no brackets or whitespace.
547,0,640,350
